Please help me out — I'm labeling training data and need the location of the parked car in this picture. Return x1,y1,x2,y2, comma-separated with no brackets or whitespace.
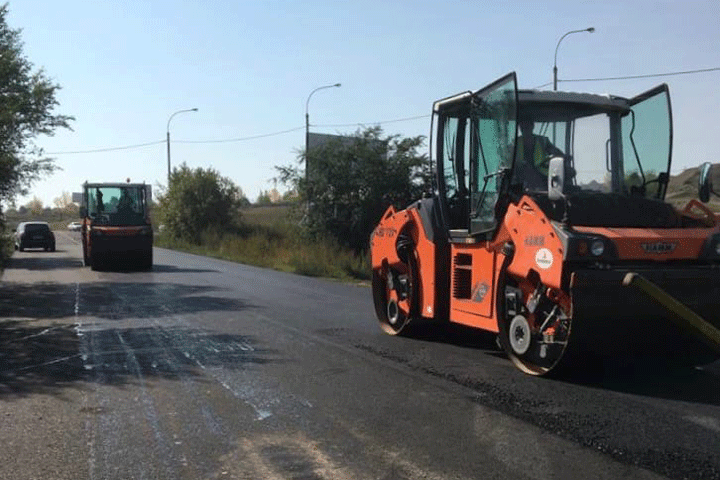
15,222,56,252
67,221,82,231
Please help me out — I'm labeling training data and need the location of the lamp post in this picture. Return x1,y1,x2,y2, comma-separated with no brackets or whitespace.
553,27,594,90
305,83,341,187
166,108,198,185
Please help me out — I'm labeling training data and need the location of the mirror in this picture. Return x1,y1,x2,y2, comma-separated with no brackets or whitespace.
698,162,713,203
548,156,565,201
79,206,87,218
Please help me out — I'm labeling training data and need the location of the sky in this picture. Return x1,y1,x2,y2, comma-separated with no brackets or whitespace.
7,0,720,208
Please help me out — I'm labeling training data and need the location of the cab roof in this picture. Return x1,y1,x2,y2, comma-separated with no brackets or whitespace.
434,87,632,121
83,182,147,188
518,89,631,122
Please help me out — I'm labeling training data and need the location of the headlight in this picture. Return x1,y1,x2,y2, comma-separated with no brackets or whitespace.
553,223,616,261
590,239,605,256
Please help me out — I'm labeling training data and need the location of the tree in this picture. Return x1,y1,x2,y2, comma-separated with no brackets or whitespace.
26,196,42,216
53,191,77,216
255,190,272,206
0,4,73,206
156,163,245,244
277,126,430,251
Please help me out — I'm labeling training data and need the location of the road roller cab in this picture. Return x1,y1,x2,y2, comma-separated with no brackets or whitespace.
370,72,720,376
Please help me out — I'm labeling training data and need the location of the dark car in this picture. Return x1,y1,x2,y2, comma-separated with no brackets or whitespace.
15,222,56,252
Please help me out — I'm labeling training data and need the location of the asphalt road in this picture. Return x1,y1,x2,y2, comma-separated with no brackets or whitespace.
1,231,719,480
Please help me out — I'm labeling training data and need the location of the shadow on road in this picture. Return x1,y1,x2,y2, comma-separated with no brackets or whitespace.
559,359,720,406
0,280,282,398
6,254,79,270
356,321,720,407
0,320,280,399
0,281,254,320
142,264,220,274
6,252,220,274
408,322,499,350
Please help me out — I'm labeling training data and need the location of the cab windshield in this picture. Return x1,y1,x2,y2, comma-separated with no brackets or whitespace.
87,186,147,225
514,86,672,200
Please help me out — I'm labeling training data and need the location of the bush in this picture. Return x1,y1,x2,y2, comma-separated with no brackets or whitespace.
156,164,246,244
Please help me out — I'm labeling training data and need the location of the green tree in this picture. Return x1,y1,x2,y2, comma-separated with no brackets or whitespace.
53,191,77,216
156,163,244,244
26,196,42,216
0,4,72,205
255,190,272,206
277,126,429,251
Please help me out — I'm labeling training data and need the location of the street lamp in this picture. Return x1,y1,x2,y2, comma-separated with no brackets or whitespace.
166,108,198,185
305,83,341,185
553,27,594,90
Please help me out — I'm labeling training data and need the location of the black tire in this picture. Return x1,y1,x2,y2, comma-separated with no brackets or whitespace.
90,251,100,271
18,243,24,252
496,276,576,377
140,249,153,271
373,250,420,336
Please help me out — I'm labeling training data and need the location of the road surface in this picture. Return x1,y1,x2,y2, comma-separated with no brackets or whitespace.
1,231,719,479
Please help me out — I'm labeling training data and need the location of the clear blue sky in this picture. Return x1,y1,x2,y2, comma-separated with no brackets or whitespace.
8,0,720,208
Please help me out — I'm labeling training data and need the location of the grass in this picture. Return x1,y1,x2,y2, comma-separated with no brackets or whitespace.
154,204,371,282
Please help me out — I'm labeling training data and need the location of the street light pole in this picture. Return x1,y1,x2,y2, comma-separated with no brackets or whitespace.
305,83,341,188
166,108,198,185
553,27,594,90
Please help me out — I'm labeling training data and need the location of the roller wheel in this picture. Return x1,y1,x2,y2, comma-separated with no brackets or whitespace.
90,251,102,271
82,238,90,267
508,315,531,355
498,280,574,377
372,251,419,336
140,250,153,271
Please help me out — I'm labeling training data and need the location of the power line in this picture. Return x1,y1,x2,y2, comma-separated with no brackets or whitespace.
46,140,165,155
175,125,305,144
533,66,720,89
45,126,306,155
562,66,720,83
42,66,720,155
532,81,553,89
315,114,429,128
44,114,430,155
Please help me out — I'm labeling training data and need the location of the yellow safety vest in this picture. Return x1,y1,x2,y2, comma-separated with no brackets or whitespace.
516,135,550,175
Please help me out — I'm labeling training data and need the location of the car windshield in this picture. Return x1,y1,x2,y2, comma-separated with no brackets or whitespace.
24,223,49,233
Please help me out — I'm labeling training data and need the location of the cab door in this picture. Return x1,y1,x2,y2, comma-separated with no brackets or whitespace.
620,84,672,199
469,72,518,236
432,73,518,237
433,91,473,232
442,74,518,330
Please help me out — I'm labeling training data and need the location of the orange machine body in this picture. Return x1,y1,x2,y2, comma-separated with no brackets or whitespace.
80,182,153,270
370,73,720,375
